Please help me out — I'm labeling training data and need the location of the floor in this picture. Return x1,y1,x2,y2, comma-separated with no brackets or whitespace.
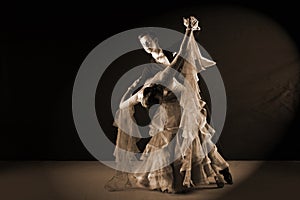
0,161,299,200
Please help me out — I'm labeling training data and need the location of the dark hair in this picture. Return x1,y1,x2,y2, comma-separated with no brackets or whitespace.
142,84,164,108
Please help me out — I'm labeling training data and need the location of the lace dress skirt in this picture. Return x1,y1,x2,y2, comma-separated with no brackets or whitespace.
134,96,226,193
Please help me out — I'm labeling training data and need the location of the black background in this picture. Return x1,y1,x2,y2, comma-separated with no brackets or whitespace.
1,1,300,161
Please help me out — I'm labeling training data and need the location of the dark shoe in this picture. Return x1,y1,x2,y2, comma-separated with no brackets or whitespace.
214,174,225,188
219,167,233,184
173,186,192,194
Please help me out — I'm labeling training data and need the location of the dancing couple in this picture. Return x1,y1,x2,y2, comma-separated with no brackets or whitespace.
105,16,233,193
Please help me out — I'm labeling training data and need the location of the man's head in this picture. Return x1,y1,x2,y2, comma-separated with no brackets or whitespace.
138,32,160,54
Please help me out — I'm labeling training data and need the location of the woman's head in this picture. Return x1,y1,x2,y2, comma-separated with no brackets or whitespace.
141,84,164,108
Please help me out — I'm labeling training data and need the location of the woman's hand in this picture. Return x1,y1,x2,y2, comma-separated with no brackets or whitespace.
183,16,201,31
190,16,201,30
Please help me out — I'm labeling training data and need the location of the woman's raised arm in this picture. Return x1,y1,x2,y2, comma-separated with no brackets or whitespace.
145,16,201,87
